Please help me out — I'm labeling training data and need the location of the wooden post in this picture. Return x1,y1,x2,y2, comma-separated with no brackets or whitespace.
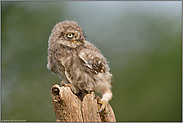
51,84,116,122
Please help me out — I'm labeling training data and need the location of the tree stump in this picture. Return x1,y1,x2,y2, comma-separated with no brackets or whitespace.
51,84,116,122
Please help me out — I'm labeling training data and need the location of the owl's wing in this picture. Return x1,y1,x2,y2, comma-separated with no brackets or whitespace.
78,49,109,74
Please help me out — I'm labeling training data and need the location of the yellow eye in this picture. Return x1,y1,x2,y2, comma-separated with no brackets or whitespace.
67,33,74,38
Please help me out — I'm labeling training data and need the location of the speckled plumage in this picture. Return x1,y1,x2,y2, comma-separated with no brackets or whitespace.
47,20,113,113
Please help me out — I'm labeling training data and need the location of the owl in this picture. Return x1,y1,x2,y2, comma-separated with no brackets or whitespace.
47,20,113,114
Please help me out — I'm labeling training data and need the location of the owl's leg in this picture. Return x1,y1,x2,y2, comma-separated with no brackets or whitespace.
96,89,112,115
96,97,108,114
61,81,78,94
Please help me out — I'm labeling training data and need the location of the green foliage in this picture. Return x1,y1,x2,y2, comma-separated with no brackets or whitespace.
1,1,181,122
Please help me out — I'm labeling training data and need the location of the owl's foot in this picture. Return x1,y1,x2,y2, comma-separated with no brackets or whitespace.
95,96,108,116
60,81,77,94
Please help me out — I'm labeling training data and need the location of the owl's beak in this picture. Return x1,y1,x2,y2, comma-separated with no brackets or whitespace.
74,32,85,43
79,34,85,43
74,32,80,40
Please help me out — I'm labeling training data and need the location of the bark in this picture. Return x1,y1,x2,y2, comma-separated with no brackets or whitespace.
51,84,116,122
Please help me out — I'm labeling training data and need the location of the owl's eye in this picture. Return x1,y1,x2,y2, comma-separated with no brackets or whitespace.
67,33,74,38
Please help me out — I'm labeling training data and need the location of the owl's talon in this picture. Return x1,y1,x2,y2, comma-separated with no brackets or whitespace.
93,95,99,100
60,81,66,87
104,113,108,117
97,99,108,115
60,81,77,94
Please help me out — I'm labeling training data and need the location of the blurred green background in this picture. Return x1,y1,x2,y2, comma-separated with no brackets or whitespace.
1,1,182,122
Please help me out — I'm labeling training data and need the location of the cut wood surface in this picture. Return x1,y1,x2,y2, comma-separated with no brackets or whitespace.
51,84,116,122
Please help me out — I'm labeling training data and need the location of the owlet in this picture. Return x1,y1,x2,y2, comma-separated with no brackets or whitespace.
47,20,113,114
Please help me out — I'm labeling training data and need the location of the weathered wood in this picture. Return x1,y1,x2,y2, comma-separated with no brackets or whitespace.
51,84,116,122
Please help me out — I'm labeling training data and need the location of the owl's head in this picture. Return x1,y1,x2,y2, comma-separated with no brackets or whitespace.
49,20,85,48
